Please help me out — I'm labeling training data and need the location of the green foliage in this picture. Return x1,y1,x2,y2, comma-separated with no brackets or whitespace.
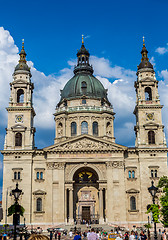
157,176,168,227
8,203,25,217
144,223,152,229
146,204,160,223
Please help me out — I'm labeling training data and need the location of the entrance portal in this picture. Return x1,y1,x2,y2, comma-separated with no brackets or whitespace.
82,206,90,221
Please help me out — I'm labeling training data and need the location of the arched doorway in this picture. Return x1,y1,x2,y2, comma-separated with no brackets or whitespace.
65,167,106,224
73,167,99,224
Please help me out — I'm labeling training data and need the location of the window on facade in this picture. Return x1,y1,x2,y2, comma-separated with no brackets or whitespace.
40,172,43,180
71,122,77,136
14,171,21,180
130,196,136,210
93,122,98,136
17,89,24,103
155,170,157,178
36,198,42,212
148,131,155,144
82,99,86,104
145,87,152,101
37,172,39,180
15,133,22,147
128,171,131,178
151,170,154,178
132,171,135,179
81,121,88,134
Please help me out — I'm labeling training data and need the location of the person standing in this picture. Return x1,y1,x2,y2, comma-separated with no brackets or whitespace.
73,232,81,240
88,228,98,240
162,230,167,240
140,231,147,240
129,231,135,240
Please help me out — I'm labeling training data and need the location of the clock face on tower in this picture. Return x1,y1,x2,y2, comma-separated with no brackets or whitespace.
146,113,154,121
15,115,23,123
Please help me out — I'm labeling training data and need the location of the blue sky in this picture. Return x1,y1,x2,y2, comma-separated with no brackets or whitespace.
1,0,168,199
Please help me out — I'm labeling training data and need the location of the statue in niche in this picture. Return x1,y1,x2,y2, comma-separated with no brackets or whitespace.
106,122,111,136
58,122,63,137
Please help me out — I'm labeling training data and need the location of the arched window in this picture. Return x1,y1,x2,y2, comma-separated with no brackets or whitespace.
81,81,87,88
81,81,87,94
14,172,17,180
18,172,20,180
148,131,155,144
93,122,98,136
37,172,39,180
106,122,111,136
130,196,136,210
155,170,157,178
58,122,63,137
81,121,88,134
17,89,24,103
145,87,152,101
40,172,43,180
128,171,131,178
71,122,77,136
36,198,42,212
132,171,135,179
15,133,22,147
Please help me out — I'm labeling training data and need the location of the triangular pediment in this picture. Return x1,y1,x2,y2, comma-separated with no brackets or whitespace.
11,78,29,84
126,188,140,194
11,124,27,130
143,122,159,130
44,134,127,152
33,190,46,195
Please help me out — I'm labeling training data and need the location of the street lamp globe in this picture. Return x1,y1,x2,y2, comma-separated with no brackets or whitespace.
148,180,158,198
12,183,22,202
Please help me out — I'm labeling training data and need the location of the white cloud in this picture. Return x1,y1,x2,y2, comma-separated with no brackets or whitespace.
155,44,168,55
150,56,156,67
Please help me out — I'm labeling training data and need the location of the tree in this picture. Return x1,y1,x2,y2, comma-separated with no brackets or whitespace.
157,176,168,227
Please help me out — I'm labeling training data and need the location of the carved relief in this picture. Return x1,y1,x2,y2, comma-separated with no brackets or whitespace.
106,161,124,168
46,162,65,170
58,138,113,151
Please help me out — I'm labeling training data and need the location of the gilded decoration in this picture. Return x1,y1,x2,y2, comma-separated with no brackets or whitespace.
46,162,65,170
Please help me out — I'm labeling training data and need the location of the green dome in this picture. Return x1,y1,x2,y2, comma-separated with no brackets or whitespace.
60,72,108,102
15,62,30,72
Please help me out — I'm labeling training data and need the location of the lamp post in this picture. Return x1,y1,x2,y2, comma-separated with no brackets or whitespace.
148,181,158,240
5,186,12,234
11,183,22,240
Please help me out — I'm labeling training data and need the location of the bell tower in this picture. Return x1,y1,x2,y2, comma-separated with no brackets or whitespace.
134,38,166,148
4,40,36,150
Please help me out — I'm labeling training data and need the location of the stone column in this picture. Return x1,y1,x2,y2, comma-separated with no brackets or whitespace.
64,188,67,223
99,188,104,224
69,188,74,224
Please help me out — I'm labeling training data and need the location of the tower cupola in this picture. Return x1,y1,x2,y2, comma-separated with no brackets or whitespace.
137,37,153,71
14,40,31,75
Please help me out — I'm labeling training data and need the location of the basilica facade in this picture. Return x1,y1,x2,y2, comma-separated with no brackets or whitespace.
1,38,168,227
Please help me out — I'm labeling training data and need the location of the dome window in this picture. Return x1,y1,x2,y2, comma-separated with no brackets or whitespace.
93,122,98,136
82,99,86,104
81,121,88,134
71,122,77,136
81,81,87,88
